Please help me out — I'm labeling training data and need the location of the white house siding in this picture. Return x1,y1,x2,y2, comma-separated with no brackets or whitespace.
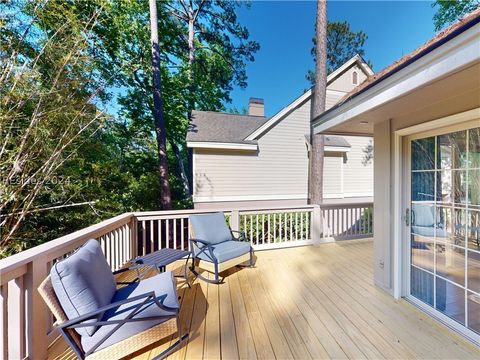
328,64,369,92
194,100,311,203
193,61,374,208
342,136,374,197
325,89,346,109
323,154,343,196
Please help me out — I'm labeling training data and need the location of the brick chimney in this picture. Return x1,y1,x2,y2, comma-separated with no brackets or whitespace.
248,97,264,117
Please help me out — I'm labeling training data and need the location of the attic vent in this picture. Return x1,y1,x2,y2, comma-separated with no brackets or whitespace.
352,71,358,85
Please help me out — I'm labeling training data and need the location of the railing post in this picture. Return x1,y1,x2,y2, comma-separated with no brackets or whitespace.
230,210,240,233
25,258,48,359
312,205,322,243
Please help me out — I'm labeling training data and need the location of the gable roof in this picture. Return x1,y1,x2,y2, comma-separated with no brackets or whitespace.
186,110,267,146
186,55,373,149
313,7,480,125
244,54,373,141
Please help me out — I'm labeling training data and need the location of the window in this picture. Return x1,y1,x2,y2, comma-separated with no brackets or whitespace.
352,71,358,85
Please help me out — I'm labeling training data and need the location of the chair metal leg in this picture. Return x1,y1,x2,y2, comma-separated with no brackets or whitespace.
151,315,189,360
151,333,189,360
189,257,223,284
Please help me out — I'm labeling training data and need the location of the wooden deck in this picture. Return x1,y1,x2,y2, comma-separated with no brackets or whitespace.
48,239,480,359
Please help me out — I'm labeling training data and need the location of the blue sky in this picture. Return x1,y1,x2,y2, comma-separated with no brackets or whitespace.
227,0,437,116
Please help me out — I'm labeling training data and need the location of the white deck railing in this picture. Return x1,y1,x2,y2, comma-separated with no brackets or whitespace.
0,202,372,359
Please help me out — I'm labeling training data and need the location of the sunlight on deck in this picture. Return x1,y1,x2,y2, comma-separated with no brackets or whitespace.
48,239,480,359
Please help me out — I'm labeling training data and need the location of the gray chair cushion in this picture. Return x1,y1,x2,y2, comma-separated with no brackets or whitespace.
50,239,116,337
412,204,435,227
189,212,232,245
197,240,251,263
81,271,179,353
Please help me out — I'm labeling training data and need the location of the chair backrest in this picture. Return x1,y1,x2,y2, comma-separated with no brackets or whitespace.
189,212,232,245
49,239,116,337
38,275,83,351
412,204,435,227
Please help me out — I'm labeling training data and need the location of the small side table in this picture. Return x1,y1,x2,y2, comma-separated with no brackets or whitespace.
131,248,191,287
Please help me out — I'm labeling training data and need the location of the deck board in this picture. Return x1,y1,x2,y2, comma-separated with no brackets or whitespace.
48,239,480,360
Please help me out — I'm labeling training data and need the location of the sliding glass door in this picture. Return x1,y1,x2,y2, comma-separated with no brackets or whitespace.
408,125,480,340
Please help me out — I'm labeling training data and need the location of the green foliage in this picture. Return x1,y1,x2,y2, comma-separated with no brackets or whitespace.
360,207,373,234
0,0,257,256
432,0,479,31
239,212,311,244
307,21,372,84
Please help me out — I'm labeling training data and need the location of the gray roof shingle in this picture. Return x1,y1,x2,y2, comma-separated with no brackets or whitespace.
324,136,351,148
187,110,267,144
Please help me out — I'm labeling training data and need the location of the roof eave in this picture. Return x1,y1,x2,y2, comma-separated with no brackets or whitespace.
186,141,258,151
313,18,480,135
313,10,480,132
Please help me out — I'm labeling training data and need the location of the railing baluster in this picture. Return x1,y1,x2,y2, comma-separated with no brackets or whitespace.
267,214,271,243
8,277,25,359
166,219,170,249
249,215,253,243
122,225,126,265
262,214,265,244
173,219,177,249
142,220,146,256
256,215,259,245
1,284,7,359
181,218,185,250
149,220,154,254
243,215,247,239
113,230,118,270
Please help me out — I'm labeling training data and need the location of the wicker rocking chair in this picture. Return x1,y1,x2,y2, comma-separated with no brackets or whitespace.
38,240,188,360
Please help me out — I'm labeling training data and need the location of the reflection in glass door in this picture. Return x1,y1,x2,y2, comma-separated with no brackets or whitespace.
409,126,480,338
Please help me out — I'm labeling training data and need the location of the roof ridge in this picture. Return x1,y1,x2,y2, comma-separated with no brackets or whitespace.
192,109,268,119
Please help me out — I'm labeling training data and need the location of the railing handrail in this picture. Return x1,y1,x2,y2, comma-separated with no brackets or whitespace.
0,202,371,275
133,204,318,218
320,201,373,209
0,212,134,277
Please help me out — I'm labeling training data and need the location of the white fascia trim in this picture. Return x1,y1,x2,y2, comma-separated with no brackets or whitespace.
327,54,374,80
245,55,372,142
187,141,258,151
325,145,351,152
193,194,307,203
313,23,480,134
245,89,312,141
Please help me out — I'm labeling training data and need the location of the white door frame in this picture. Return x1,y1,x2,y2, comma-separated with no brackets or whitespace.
392,107,480,299
392,108,480,343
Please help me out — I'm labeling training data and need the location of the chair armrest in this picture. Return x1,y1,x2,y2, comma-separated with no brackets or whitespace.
189,238,211,246
231,230,248,242
58,291,177,330
189,238,218,263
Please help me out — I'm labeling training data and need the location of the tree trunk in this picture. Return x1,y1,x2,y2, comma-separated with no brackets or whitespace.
170,141,190,197
310,0,327,205
183,4,196,197
149,0,172,210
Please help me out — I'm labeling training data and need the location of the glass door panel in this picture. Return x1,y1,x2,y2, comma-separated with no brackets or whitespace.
409,126,480,337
